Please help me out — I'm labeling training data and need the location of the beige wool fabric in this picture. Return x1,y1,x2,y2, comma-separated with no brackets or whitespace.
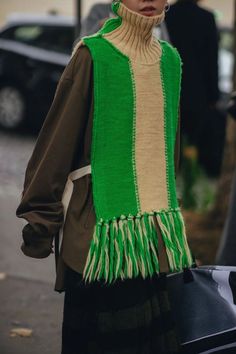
104,4,168,212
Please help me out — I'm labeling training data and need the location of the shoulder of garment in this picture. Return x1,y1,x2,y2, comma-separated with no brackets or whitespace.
59,45,93,86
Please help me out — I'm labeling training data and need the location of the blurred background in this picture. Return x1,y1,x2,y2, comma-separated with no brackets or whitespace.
0,0,234,26
0,0,234,131
0,0,236,353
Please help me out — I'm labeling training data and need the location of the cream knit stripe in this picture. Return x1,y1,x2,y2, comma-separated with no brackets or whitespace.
104,2,169,212
128,60,141,212
104,2,163,64
131,60,169,213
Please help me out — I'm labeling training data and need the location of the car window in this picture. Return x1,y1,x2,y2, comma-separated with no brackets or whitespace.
36,26,75,54
15,25,43,43
1,25,43,43
39,26,74,54
1,24,74,54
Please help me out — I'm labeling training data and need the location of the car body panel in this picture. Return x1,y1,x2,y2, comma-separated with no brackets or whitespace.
0,16,74,130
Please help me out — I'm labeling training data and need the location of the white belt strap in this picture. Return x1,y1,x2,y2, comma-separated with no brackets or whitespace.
58,165,91,249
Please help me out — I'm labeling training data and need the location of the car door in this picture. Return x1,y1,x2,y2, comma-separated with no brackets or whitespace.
0,23,74,130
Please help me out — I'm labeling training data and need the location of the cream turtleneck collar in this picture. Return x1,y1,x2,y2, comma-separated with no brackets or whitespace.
103,2,165,64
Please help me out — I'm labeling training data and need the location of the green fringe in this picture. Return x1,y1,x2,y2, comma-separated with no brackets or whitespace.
83,208,194,283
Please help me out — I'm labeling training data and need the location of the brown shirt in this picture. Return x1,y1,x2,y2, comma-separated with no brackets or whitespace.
16,46,180,292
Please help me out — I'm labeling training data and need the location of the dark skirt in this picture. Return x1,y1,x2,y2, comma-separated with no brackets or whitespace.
62,267,182,354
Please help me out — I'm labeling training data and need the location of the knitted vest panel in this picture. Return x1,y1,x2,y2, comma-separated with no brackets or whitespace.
77,3,194,283
85,36,138,219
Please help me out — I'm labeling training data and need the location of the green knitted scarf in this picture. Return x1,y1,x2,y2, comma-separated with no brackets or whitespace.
81,2,193,283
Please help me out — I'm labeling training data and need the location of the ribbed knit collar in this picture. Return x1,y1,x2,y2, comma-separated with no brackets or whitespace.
103,2,165,64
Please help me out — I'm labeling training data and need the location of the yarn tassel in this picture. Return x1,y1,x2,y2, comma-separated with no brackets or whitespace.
176,211,194,266
83,209,193,283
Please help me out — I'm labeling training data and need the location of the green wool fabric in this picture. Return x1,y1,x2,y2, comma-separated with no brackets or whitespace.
83,37,139,220
160,41,182,209
81,3,194,283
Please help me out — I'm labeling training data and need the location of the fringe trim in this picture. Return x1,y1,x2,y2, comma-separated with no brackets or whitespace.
83,208,193,283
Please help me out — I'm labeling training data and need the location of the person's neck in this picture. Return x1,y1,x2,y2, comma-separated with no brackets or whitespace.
104,2,165,64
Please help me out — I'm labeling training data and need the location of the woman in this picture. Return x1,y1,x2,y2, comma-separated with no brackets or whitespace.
16,1,194,353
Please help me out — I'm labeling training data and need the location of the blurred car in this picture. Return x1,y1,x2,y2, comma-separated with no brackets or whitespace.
0,13,75,131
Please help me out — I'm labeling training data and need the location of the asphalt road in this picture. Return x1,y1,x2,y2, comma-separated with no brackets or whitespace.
0,131,63,354
0,131,56,283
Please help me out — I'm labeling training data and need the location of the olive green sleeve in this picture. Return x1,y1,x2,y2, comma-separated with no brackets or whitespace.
16,46,93,259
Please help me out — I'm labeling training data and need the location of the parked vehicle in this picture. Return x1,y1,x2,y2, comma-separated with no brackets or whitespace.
0,13,75,131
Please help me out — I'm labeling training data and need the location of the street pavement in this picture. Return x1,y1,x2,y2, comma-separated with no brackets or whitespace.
0,131,63,354
0,275,62,354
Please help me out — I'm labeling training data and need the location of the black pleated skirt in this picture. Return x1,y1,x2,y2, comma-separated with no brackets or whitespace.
62,267,182,354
